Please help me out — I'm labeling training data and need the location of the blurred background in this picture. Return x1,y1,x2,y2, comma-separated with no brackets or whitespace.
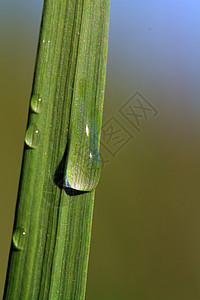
1,0,200,299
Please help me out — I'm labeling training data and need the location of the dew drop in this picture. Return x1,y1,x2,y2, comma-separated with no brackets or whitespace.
64,139,101,191
13,227,26,250
25,123,40,148
63,76,101,191
30,94,42,114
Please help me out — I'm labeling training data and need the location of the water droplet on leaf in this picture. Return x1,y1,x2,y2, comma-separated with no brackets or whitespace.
25,123,40,148
31,94,42,113
63,77,101,191
13,227,26,250
64,122,101,191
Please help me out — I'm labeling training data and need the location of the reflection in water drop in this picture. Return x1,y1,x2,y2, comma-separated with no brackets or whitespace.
31,94,42,114
25,123,40,148
13,227,26,250
86,124,89,136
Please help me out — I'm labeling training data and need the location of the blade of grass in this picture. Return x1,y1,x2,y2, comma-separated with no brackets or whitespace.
4,0,109,299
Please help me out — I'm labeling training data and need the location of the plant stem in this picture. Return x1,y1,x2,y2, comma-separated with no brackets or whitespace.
4,0,109,299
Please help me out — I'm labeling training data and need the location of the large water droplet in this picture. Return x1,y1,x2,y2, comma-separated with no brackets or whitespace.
25,123,40,148
62,76,101,191
64,125,101,191
13,227,26,250
30,94,42,114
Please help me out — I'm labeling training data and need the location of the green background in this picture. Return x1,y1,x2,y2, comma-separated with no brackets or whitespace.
1,1,200,299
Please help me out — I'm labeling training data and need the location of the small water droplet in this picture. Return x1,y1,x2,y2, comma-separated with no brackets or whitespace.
30,94,42,113
13,227,26,250
25,123,40,148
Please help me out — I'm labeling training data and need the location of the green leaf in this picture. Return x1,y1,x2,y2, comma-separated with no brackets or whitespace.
4,0,109,299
